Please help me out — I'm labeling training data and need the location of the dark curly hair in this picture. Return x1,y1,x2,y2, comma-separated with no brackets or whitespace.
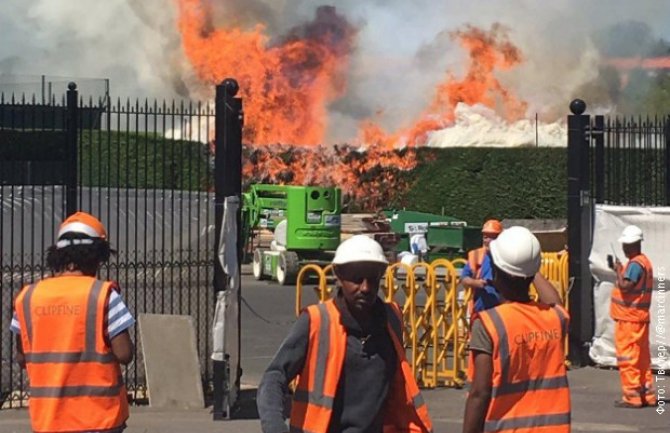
46,233,115,276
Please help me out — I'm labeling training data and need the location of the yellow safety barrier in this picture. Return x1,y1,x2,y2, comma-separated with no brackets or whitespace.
295,264,327,316
294,252,571,388
383,263,417,373
427,259,467,388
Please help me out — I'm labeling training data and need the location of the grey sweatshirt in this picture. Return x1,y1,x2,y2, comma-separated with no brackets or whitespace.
257,293,398,433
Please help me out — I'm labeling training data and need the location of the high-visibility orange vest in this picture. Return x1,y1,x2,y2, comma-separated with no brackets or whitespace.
478,302,571,433
290,299,433,433
611,254,654,323
467,247,487,279
15,276,129,433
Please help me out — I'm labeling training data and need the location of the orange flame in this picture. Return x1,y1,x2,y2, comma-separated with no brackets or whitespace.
178,0,355,146
177,2,527,209
360,23,528,149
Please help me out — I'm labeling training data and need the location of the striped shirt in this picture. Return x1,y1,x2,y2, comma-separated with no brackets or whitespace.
10,290,135,340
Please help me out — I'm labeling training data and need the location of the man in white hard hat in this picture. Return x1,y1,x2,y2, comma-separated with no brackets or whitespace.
462,227,571,433
610,225,656,408
257,235,433,433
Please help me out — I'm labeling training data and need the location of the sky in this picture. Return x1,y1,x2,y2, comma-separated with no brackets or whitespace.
2,0,669,140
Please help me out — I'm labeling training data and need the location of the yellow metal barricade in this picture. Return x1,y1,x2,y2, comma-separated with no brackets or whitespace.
295,264,327,317
409,262,436,386
531,252,572,366
383,262,418,374
322,264,337,301
427,259,467,388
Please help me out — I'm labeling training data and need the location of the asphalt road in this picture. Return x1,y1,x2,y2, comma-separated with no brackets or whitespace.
239,267,310,387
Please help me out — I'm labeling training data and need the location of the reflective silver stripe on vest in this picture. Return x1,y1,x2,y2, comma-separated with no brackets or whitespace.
485,309,510,382
30,383,123,398
292,389,334,409
86,280,105,351
298,303,332,409
611,297,651,309
22,284,37,344
553,305,569,338
484,412,571,432
413,393,425,408
24,351,116,364
30,373,124,399
492,375,569,397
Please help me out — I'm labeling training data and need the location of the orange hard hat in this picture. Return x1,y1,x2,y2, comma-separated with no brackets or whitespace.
58,211,107,240
482,219,503,235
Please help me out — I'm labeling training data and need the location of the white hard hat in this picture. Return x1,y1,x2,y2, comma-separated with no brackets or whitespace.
489,226,541,278
399,253,419,267
618,225,643,244
332,235,388,265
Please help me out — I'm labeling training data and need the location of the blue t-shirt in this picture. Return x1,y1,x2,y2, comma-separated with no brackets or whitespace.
461,252,502,312
624,262,644,284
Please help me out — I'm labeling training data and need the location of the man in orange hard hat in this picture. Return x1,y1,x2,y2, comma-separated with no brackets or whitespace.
461,219,504,384
11,212,134,433
461,219,504,315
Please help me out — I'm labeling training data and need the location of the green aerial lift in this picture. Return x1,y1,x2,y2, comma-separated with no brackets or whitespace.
242,184,341,285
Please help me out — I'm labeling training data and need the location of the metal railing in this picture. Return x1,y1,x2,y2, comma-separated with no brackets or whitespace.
1,84,217,408
589,115,670,206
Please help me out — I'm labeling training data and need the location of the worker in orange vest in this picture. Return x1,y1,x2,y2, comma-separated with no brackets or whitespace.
461,219,504,316
257,235,433,433
461,219,504,383
610,225,656,408
462,226,571,433
11,212,134,433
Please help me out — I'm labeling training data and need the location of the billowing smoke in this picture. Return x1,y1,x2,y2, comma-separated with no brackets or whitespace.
1,0,669,140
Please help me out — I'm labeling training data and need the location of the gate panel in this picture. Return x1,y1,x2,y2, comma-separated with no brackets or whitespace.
75,96,216,401
1,87,217,407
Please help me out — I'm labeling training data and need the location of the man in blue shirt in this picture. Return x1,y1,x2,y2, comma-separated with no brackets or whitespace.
460,219,504,313
461,219,504,384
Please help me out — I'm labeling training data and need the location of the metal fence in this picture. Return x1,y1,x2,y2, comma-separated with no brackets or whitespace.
1,84,218,408
566,100,670,367
589,114,670,206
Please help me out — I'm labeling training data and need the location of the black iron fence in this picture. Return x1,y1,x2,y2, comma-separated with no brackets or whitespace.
589,114,670,206
1,84,220,408
566,99,670,367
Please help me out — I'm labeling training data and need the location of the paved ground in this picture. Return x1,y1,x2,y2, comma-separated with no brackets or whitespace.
2,271,668,432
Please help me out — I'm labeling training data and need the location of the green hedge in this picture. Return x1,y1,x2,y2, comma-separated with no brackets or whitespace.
78,131,211,191
2,128,569,220
390,148,567,225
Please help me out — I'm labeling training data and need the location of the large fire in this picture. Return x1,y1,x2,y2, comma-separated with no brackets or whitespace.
360,23,527,149
177,1,528,209
178,0,355,146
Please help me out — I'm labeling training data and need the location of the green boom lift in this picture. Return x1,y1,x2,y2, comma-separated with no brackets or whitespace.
242,184,341,285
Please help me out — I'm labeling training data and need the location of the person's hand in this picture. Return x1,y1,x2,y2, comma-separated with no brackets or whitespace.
474,279,487,289
614,259,623,274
